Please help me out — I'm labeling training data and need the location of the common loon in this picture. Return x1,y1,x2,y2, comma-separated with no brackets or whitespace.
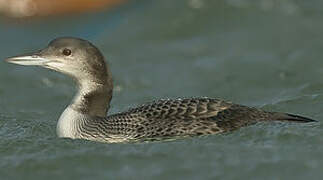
5,37,316,143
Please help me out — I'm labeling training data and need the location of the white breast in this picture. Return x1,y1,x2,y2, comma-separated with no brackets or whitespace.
56,106,85,139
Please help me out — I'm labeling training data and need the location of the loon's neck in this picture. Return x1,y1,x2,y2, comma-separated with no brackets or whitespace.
57,76,113,138
70,73,113,117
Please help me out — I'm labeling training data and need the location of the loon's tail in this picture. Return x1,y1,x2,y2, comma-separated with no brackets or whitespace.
271,112,317,123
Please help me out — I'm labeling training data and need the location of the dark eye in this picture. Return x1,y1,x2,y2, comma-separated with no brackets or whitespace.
62,48,72,56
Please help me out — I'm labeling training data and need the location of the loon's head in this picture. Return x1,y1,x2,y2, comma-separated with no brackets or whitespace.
5,37,109,84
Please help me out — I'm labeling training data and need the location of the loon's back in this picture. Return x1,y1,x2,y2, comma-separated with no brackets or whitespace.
75,97,314,143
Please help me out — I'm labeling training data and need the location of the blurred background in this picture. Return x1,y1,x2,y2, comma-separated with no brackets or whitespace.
0,0,323,179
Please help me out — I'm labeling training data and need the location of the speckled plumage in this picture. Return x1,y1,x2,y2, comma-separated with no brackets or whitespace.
6,37,316,143
75,97,310,143
81,97,233,142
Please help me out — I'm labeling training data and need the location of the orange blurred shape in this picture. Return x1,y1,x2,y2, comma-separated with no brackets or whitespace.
0,0,127,18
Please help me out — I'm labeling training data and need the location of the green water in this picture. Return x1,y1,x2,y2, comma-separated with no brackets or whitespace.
1,0,323,179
